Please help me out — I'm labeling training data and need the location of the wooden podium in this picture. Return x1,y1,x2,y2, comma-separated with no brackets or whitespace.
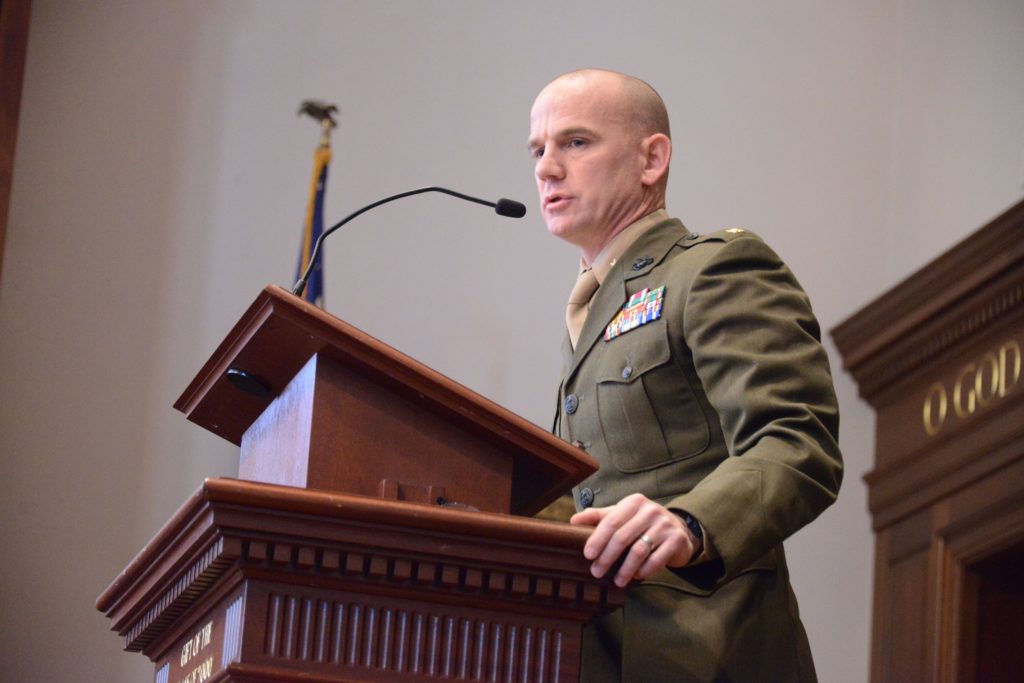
97,286,623,683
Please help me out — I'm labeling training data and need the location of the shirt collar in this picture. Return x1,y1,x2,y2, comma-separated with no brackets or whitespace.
581,209,669,285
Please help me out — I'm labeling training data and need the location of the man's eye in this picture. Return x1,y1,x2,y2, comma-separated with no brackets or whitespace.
568,138,587,148
532,148,544,159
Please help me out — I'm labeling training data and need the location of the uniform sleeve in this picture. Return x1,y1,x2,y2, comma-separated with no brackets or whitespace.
666,234,842,585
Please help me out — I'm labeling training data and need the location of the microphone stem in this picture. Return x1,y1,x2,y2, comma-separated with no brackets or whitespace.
292,187,499,296
292,187,498,297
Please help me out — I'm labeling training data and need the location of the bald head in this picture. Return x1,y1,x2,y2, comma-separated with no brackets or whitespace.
529,69,674,262
540,69,671,141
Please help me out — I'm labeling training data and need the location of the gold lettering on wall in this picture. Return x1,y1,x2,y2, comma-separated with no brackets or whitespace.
922,340,1021,436
923,382,947,436
1001,340,1022,394
952,363,976,418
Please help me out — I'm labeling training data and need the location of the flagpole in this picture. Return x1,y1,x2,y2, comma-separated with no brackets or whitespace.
295,100,338,307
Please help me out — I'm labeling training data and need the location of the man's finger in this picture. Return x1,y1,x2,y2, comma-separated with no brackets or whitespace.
589,507,653,573
611,533,659,586
569,507,606,526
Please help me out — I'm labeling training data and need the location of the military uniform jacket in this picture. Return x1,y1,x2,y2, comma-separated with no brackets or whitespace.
556,217,842,682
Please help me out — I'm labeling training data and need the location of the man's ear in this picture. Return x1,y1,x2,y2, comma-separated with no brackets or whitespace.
639,133,671,187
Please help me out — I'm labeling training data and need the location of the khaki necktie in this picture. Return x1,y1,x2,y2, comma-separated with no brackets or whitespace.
566,268,600,349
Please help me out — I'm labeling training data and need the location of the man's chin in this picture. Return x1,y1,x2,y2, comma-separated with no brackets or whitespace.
545,218,577,243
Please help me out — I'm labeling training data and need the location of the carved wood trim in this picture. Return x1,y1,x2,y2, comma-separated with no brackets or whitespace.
223,595,244,664
864,400,1024,528
254,588,572,682
833,199,1024,401
934,496,1024,682
236,535,610,619
97,479,622,658
125,536,237,652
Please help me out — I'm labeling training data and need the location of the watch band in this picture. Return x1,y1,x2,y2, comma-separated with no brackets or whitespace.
678,510,704,560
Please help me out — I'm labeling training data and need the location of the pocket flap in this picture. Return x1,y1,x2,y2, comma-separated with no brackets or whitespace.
596,321,671,384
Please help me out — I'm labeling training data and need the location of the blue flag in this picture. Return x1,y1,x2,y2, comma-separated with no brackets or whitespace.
295,144,331,306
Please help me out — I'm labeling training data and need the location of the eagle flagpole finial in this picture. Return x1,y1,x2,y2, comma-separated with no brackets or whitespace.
298,100,339,145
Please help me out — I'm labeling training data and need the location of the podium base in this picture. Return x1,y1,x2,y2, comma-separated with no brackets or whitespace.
97,478,623,683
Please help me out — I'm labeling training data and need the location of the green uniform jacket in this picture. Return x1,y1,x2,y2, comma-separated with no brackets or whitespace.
555,217,842,682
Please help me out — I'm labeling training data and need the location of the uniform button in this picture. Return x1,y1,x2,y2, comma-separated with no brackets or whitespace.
564,394,579,414
685,232,699,240
621,365,633,379
632,256,654,270
578,488,595,508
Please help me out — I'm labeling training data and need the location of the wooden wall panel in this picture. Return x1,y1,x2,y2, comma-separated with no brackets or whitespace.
0,0,31,286
834,199,1024,682
885,551,928,682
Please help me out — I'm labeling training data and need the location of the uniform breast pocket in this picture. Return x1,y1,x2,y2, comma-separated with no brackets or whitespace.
595,321,710,472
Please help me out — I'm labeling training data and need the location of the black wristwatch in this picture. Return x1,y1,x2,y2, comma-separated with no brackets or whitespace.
678,510,704,560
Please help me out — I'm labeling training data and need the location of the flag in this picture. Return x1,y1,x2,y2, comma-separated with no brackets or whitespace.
295,142,331,306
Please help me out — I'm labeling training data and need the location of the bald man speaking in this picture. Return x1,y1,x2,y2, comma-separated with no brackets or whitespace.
530,69,842,682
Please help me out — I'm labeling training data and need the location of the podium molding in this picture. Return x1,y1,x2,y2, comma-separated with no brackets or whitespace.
97,479,621,683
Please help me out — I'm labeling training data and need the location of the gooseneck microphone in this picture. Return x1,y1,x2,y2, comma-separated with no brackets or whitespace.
291,186,527,298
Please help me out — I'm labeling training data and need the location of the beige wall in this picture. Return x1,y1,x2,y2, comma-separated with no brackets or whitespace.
0,2,1020,681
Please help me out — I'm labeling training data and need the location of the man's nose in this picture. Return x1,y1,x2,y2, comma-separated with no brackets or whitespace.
535,150,564,181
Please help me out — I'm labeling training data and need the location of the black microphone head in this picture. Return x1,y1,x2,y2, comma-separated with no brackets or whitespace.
495,198,527,218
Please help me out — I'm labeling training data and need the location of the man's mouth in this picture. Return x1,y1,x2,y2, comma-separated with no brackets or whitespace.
544,194,570,211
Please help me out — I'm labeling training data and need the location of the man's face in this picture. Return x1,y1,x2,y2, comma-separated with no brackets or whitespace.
529,76,647,258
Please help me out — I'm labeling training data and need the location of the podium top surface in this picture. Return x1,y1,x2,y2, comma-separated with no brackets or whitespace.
174,285,597,516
